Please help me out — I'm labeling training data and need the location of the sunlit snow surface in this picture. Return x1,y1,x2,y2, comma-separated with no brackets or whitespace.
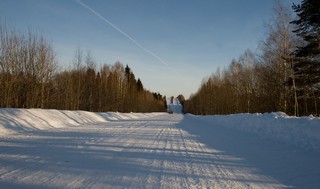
0,109,319,188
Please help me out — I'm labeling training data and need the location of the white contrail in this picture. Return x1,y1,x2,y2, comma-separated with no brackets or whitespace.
75,0,169,67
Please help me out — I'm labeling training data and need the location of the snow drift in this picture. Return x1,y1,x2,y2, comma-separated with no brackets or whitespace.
0,108,164,134
0,108,319,152
187,112,320,152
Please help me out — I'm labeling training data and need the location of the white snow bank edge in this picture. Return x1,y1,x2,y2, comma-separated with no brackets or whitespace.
0,108,165,134
186,112,320,152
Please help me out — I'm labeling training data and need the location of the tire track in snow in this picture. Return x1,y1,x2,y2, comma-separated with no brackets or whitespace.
0,113,286,188
145,125,166,188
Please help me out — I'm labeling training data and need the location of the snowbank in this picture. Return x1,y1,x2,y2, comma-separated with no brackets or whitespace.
186,112,320,152
0,108,165,134
1,109,319,152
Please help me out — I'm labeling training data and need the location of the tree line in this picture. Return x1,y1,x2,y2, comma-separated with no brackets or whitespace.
185,0,320,116
0,24,166,112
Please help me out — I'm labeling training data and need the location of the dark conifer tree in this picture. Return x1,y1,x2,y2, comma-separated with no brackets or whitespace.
292,0,320,57
291,0,320,114
137,78,143,92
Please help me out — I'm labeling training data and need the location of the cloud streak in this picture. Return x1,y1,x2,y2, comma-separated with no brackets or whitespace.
75,0,169,67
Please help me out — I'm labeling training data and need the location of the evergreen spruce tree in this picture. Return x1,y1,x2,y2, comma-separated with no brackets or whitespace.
136,78,143,92
292,0,320,57
291,0,320,115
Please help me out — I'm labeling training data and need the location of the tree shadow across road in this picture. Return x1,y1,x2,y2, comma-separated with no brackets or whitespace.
1,113,320,188
176,114,320,189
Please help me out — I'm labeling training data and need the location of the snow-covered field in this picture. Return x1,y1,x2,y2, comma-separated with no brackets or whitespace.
0,109,319,188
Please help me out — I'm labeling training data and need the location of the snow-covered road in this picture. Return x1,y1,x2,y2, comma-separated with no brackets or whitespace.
0,112,319,188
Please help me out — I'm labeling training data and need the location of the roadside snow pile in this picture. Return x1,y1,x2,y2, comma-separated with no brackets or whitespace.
0,108,165,134
188,112,320,152
1,108,319,152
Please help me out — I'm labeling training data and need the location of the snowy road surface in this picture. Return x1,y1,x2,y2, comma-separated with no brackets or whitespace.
0,112,320,188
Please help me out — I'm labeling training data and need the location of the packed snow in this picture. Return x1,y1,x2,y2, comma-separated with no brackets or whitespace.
0,108,319,188
189,112,320,152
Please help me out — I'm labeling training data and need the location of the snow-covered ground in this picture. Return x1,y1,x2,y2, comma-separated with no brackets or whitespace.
0,109,319,188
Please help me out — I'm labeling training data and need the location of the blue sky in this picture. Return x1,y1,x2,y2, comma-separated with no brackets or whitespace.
0,0,300,98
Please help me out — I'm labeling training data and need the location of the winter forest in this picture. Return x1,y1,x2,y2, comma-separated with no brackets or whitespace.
0,33,166,113
1,0,319,116
184,0,320,116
